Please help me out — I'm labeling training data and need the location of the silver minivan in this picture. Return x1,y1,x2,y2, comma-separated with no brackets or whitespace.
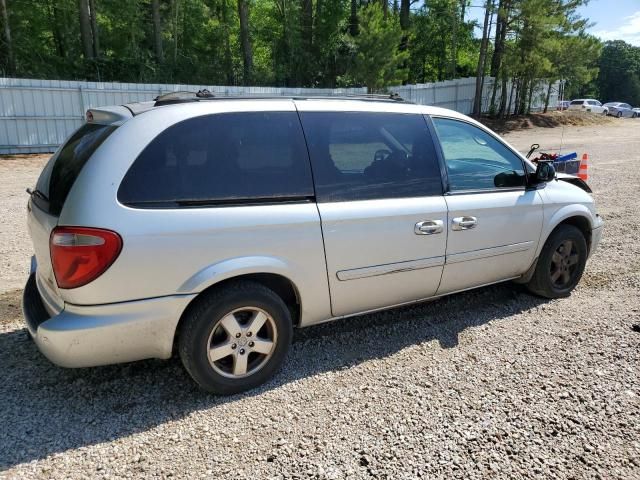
23,94,603,394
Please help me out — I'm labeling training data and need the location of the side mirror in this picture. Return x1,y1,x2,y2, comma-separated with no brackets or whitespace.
530,161,556,186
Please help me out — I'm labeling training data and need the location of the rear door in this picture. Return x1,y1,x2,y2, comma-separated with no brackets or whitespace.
430,116,544,294
588,100,603,113
298,107,447,317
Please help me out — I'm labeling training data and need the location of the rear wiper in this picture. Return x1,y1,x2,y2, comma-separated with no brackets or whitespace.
26,188,49,202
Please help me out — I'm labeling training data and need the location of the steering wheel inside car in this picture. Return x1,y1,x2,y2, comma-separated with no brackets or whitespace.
373,149,391,163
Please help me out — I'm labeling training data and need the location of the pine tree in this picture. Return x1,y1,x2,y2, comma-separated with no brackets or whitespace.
348,3,407,91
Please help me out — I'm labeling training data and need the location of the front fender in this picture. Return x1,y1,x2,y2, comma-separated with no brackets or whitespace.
535,204,594,258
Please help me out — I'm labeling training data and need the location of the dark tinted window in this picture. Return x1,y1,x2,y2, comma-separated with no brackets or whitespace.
118,112,313,206
299,112,442,202
432,117,525,191
35,123,116,215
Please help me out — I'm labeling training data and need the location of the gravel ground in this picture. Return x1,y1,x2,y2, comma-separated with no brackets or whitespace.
1,121,639,479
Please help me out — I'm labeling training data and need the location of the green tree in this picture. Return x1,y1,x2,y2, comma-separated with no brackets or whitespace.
345,2,407,91
597,40,640,105
0,0,15,74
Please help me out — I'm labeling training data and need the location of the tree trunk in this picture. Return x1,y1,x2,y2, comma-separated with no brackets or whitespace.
0,0,15,74
472,0,493,116
349,0,358,36
49,0,66,58
450,2,457,78
152,0,163,62
517,77,528,115
89,0,99,57
382,0,388,19
301,0,313,69
78,0,94,59
301,0,313,85
543,80,553,113
171,0,179,63
513,78,521,115
526,79,535,114
315,0,323,32
237,0,252,85
301,0,312,49
220,0,233,84
460,0,466,22
505,77,516,118
399,0,409,30
399,0,409,50
490,0,507,77
497,73,508,118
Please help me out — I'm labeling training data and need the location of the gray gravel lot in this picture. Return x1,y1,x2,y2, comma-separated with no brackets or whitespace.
1,121,639,479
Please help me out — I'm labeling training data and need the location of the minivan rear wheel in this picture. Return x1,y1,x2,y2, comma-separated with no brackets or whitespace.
526,224,587,299
178,281,293,394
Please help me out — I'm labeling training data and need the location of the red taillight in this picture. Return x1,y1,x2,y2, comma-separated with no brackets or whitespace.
50,227,122,289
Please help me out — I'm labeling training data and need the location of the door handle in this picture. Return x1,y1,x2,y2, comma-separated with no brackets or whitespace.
452,216,478,230
415,220,444,235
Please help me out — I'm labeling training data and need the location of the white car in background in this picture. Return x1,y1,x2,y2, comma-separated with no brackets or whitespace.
568,99,608,115
603,102,635,118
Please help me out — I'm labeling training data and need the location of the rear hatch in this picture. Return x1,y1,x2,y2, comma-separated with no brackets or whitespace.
28,122,118,313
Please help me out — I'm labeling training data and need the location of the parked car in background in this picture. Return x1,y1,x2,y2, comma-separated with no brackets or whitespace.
603,102,635,118
633,108,640,118
568,99,608,115
23,94,604,394
557,101,570,111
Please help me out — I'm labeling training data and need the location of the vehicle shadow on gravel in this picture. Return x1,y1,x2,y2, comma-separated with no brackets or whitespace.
0,283,547,469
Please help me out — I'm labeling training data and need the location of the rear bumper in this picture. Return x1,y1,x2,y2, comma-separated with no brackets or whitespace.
22,273,195,368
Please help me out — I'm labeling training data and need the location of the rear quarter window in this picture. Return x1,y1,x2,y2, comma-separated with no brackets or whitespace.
118,112,314,206
35,123,116,215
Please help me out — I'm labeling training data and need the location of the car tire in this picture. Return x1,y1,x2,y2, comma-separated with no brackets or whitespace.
617,112,622,118
178,281,293,394
526,224,588,299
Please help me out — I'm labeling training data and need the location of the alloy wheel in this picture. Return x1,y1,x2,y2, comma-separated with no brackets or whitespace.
207,307,277,378
549,240,580,288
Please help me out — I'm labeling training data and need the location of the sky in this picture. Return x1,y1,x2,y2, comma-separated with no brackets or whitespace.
467,0,640,46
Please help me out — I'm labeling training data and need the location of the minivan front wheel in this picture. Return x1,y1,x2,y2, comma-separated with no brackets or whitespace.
527,224,587,299
179,281,293,394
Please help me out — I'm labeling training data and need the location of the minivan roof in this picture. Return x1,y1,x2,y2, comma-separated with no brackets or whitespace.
87,92,411,123
85,95,473,128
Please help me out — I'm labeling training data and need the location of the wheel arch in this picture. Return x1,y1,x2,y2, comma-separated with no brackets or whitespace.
171,255,306,348
538,208,594,258
518,213,593,285
556,215,592,254
172,271,302,355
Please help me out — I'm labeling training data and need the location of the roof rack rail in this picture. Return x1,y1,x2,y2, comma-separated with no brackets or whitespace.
152,90,406,106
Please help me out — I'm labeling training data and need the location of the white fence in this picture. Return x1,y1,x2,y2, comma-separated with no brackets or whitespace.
0,76,557,154
0,78,365,154
391,77,559,115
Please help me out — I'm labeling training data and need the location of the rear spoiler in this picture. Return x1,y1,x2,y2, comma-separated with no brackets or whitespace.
86,101,155,125
85,105,132,125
